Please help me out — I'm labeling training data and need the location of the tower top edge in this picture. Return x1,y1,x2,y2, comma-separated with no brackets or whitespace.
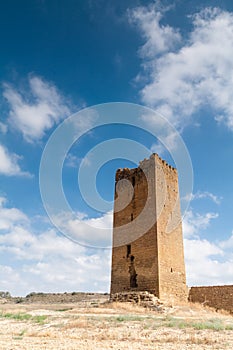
115,153,177,177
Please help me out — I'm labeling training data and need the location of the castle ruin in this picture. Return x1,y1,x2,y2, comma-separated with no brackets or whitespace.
110,153,187,302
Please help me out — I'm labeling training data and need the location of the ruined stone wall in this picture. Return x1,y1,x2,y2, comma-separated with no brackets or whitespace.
111,157,159,295
155,156,187,302
110,154,187,302
110,291,165,311
189,286,233,314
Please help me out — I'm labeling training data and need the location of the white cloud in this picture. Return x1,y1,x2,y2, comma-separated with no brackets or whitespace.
53,210,113,248
0,197,111,296
150,130,179,155
65,153,91,168
183,209,218,238
3,76,71,142
190,191,221,205
0,265,21,293
0,121,7,133
131,5,233,130
65,153,80,168
0,226,111,296
219,232,233,250
182,205,233,286
184,238,233,286
183,190,222,205
0,197,29,230
129,4,181,56
0,197,232,295
0,144,30,176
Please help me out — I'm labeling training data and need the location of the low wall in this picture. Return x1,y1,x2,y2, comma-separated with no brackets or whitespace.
189,285,233,314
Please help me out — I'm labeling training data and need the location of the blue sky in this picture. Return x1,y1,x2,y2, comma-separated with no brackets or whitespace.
0,0,233,296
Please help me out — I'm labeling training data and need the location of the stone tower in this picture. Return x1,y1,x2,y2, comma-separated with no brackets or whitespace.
110,153,187,302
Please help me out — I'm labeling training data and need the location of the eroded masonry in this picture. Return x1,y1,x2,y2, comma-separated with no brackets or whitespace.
110,153,188,302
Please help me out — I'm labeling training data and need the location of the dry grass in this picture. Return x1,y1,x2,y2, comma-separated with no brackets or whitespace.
0,300,232,349
0,311,47,324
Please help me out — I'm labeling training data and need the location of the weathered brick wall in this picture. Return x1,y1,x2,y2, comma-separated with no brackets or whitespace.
189,286,233,314
111,157,159,295
110,153,187,302
155,156,187,302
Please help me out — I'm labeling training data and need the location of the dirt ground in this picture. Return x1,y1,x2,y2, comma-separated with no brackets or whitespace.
0,294,233,350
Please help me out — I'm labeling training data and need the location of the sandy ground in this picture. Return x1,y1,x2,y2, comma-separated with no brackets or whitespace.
0,297,233,350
